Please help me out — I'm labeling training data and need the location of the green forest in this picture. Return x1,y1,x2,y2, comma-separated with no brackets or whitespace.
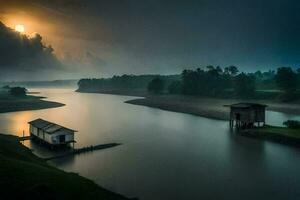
78,66,300,101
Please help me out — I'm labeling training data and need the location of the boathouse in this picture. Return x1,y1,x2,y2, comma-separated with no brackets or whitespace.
228,103,267,129
28,118,76,147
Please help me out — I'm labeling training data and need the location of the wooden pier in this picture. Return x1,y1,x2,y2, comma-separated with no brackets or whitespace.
18,136,31,141
17,134,121,161
44,143,121,161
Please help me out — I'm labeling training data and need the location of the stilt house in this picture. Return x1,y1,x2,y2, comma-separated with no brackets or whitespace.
227,103,267,129
28,118,76,147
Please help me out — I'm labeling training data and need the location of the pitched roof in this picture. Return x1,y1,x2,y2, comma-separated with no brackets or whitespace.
228,103,267,108
28,118,77,134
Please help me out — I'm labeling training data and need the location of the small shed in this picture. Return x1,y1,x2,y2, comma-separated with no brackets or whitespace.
28,118,76,147
227,103,267,129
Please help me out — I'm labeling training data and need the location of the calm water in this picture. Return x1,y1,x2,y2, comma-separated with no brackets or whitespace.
0,88,299,200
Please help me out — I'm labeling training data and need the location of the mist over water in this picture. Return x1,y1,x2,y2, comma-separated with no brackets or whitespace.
0,88,299,200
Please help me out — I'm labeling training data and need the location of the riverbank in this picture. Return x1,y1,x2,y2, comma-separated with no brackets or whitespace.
0,94,64,113
125,95,300,120
0,134,132,199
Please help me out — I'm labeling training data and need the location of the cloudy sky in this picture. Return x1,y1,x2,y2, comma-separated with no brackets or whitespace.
0,0,300,80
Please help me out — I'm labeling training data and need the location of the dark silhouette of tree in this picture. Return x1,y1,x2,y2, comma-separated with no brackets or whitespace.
215,66,223,74
234,73,255,98
10,87,27,97
182,69,200,95
2,85,10,89
297,68,300,90
77,66,299,101
206,65,215,71
147,77,165,94
254,70,263,79
224,65,239,76
168,81,182,94
283,120,300,129
77,75,178,93
275,67,297,99
181,66,232,96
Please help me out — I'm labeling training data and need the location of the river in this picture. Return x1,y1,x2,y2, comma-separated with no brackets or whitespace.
0,88,299,200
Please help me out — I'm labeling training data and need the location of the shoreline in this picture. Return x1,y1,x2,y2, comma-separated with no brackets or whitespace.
0,133,132,199
0,95,65,113
125,97,228,120
125,95,300,121
0,100,65,113
77,90,300,120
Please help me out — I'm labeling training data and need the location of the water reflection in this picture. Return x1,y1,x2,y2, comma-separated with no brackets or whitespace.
0,88,299,200
266,110,300,126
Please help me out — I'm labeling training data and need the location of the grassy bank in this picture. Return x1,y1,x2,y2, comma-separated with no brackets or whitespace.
242,125,300,146
125,95,300,120
0,134,132,200
0,93,64,113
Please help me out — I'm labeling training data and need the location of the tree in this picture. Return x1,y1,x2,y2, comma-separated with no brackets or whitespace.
181,69,200,95
224,65,239,76
147,77,164,94
168,81,182,94
275,67,297,97
233,73,256,98
2,85,10,89
181,67,231,96
254,70,263,79
10,87,27,97
283,120,300,129
206,65,215,71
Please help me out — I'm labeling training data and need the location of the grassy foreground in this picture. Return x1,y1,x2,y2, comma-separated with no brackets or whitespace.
252,125,300,139
0,93,64,113
0,134,131,200
242,125,300,145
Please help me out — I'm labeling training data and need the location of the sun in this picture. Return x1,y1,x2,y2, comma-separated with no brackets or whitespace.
15,24,25,33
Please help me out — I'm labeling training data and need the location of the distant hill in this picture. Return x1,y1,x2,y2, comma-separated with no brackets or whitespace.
1,79,78,88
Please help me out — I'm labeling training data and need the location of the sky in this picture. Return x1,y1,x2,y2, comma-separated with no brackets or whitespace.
0,0,300,81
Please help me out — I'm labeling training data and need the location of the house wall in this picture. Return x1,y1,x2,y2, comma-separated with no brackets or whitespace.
230,108,256,122
30,125,51,143
50,131,74,145
230,107,265,123
254,108,265,122
30,124,74,145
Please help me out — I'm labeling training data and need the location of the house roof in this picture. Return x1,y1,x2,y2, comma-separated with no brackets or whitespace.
227,103,267,108
28,118,77,134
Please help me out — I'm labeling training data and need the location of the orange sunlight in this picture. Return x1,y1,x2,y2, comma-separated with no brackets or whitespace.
15,24,25,33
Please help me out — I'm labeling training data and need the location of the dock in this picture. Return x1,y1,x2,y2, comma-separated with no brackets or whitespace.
18,136,31,141
44,143,121,161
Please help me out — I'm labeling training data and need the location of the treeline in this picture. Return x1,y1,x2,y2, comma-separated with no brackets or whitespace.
77,66,300,101
1,85,27,97
161,66,300,100
1,80,78,88
77,74,179,94
164,66,300,100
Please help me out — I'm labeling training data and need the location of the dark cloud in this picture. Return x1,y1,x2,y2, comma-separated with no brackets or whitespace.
1,0,300,80
49,0,300,72
0,21,62,80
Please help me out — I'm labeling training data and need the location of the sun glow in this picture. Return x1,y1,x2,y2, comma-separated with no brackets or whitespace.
15,24,25,33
